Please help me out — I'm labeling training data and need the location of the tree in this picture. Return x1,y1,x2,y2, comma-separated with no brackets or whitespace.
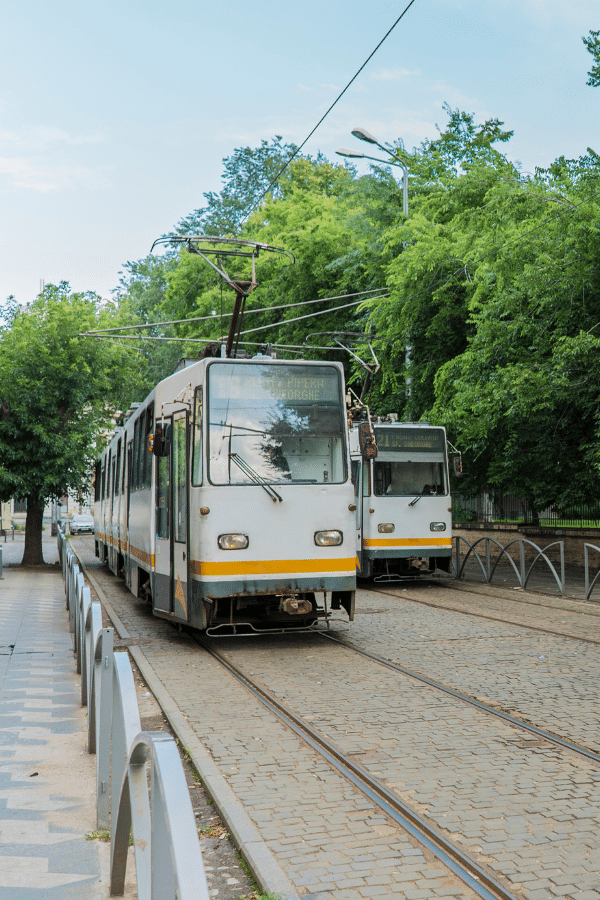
115,253,184,396
176,136,302,236
364,106,517,417
0,284,136,564
583,29,600,87
430,150,600,513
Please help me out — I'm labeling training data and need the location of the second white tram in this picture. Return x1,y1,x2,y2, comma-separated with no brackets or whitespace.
95,356,356,634
349,414,452,580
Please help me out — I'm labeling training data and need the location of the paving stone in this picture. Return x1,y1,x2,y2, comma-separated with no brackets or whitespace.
76,541,600,900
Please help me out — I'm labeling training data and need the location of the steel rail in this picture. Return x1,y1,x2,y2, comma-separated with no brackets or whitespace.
318,632,600,766
194,636,520,900
369,584,600,645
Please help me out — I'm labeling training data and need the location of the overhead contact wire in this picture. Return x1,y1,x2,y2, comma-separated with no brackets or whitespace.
249,0,419,213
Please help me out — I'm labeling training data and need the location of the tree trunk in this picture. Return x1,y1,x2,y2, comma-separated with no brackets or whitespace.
22,497,45,566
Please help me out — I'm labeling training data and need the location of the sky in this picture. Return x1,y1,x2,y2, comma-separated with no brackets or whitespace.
0,0,598,306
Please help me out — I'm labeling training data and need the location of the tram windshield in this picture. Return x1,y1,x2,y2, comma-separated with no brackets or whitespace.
373,427,448,497
207,362,347,485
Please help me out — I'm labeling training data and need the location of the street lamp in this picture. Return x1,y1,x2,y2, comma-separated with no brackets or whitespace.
336,127,409,216
338,127,413,417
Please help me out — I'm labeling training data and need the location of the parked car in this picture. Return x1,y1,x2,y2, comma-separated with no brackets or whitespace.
70,514,95,535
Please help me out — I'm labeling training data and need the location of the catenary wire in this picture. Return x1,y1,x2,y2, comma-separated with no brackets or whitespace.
82,288,388,335
248,0,418,213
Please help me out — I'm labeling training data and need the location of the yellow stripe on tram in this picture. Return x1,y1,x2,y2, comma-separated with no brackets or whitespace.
191,558,356,577
363,537,452,548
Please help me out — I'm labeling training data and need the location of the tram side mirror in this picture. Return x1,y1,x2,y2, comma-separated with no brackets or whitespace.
453,454,463,477
358,422,378,460
152,423,172,457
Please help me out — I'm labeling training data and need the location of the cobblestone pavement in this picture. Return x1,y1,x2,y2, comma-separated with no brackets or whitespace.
74,539,600,900
75,541,481,900
346,580,600,754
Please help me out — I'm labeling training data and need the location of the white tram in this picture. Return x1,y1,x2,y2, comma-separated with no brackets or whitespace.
349,413,453,580
94,356,356,634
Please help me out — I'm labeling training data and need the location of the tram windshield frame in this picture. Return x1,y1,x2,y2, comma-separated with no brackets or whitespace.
372,426,448,497
206,361,348,486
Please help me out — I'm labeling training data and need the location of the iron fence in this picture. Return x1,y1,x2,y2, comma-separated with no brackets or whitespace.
453,493,600,529
57,526,209,899
454,535,565,593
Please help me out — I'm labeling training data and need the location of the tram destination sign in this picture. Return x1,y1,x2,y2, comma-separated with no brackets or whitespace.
210,363,340,404
374,426,446,453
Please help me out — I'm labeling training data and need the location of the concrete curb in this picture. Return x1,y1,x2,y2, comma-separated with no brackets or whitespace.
76,554,300,900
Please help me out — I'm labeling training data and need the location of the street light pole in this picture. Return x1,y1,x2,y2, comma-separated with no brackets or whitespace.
337,128,414,418
336,126,409,216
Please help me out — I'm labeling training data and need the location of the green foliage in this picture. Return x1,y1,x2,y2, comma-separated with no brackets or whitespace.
177,136,302,236
583,29,600,87
431,155,600,509
0,283,136,506
115,254,185,396
85,829,110,842
116,101,600,513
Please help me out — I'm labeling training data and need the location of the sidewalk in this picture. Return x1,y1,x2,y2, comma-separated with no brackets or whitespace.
0,563,113,898
0,532,59,568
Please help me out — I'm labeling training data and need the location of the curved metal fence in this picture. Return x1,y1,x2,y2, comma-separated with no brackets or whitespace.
57,526,209,899
584,544,600,602
454,535,565,594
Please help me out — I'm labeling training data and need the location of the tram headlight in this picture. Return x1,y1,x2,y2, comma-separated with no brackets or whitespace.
378,523,395,534
218,533,249,550
430,522,446,532
314,530,343,546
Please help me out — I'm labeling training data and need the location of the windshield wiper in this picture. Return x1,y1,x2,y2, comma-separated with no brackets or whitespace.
229,453,283,502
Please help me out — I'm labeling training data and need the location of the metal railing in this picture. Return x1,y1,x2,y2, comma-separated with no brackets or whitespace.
454,535,565,594
584,544,600,602
58,526,209,898
453,492,600,529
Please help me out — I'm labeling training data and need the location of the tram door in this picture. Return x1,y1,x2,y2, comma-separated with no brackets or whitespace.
351,459,364,574
154,418,171,613
171,412,189,621
154,412,189,620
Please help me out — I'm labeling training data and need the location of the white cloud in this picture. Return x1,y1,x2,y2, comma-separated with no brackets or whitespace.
439,0,598,27
0,125,104,151
371,66,422,81
0,155,106,193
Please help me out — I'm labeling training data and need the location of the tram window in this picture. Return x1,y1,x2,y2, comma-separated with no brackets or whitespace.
132,421,139,491
351,460,371,496
142,405,154,489
101,462,106,501
137,415,145,488
173,418,187,542
192,389,203,486
94,462,101,502
362,461,370,496
156,425,169,539
115,440,121,496
374,460,446,496
127,442,133,493
207,363,347,485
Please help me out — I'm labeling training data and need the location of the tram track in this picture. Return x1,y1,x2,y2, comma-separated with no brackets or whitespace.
75,540,600,899
193,633,521,900
316,631,600,766
366,582,600,644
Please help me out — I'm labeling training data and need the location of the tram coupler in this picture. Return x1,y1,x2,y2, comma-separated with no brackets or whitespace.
279,596,313,615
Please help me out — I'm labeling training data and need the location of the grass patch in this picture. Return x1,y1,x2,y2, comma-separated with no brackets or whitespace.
85,829,134,845
85,829,110,842
198,824,229,838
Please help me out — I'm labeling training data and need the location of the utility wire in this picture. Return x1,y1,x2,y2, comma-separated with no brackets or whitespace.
82,288,388,335
249,0,418,214
237,295,389,337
